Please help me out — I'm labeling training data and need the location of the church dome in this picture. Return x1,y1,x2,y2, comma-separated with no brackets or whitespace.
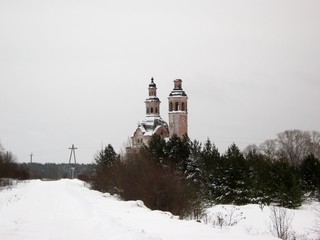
149,77,156,87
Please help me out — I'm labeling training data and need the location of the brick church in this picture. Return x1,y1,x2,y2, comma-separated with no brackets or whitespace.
131,78,188,148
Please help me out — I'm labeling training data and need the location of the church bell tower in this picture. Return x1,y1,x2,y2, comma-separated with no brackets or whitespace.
168,79,188,138
145,77,160,117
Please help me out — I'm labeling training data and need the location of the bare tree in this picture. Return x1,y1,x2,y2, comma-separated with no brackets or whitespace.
310,131,320,160
242,144,259,158
259,139,277,162
276,130,320,166
257,130,320,166
276,130,309,166
0,142,4,153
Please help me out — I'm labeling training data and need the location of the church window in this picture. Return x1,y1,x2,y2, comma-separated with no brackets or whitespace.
169,102,173,111
181,102,185,111
147,108,149,114
151,107,154,113
155,107,158,113
175,102,179,111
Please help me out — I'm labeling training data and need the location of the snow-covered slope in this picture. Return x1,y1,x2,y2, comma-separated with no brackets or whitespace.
0,179,312,240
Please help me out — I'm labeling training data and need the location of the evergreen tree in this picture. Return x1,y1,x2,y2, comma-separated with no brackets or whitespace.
166,134,190,171
270,160,302,208
245,149,272,204
300,154,320,199
146,134,167,165
217,143,249,204
202,138,220,174
200,139,221,200
185,140,203,184
95,144,117,168
92,144,118,192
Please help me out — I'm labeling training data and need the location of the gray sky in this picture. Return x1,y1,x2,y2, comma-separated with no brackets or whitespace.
1,0,319,164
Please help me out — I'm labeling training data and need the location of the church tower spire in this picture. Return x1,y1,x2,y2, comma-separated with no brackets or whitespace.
145,77,160,117
168,79,188,138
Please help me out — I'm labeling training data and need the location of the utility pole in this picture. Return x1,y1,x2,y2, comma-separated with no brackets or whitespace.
30,153,33,163
68,144,77,179
68,144,77,164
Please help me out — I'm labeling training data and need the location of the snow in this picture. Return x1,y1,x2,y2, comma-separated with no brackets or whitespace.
205,203,319,239
0,179,317,240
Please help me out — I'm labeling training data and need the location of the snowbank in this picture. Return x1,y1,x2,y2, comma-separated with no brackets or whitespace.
1,179,312,240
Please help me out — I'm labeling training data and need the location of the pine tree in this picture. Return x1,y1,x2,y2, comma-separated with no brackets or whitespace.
166,134,190,171
217,143,249,204
270,160,302,208
95,144,117,168
185,140,203,184
200,139,221,200
146,134,167,165
202,138,220,174
245,149,272,204
300,154,320,199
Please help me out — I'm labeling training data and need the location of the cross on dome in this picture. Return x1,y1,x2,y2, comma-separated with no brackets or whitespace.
149,77,156,87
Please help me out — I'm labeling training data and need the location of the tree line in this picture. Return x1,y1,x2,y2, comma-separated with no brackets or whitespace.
0,144,29,186
1,129,320,218
0,142,93,184
91,129,320,218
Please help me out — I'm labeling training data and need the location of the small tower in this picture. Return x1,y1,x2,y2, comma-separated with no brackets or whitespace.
168,79,188,138
145,77,161,117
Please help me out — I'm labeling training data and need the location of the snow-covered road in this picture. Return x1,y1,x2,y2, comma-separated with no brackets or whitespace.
0,179,278,240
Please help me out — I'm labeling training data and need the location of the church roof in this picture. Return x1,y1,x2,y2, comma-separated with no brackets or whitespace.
145,96,160,102
169,89,187,97
138,116,168,136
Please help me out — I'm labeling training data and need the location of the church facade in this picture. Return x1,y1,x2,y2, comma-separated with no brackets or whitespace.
131,78,188,148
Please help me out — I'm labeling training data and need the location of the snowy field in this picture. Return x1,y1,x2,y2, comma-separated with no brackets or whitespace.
0,179,318,240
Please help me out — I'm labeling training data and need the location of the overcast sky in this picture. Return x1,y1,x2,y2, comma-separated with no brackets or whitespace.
1,0,319,164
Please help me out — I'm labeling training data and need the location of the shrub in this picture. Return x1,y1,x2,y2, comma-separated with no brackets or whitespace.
211,206,245,228
91,145,201,218
268,206,294,240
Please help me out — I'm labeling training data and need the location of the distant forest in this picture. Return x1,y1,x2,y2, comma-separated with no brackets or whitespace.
22,163,94,180
1,129,320,218
0,142,93,185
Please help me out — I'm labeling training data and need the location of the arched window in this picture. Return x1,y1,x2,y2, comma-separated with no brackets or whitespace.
169,102,173,111
151,107,154,113
175,102,179,111
181,102,185,111
155,107,158,113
